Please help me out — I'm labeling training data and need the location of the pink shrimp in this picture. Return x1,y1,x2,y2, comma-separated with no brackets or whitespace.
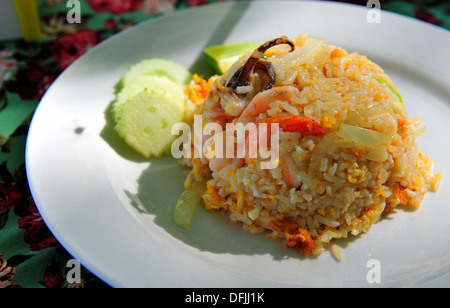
238,85,302,120
281,155,302,188
205,131,245,173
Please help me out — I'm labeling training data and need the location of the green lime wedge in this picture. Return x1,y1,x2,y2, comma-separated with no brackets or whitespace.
203,42,260,75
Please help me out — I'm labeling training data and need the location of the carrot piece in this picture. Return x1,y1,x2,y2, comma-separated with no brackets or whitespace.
394,184,408,205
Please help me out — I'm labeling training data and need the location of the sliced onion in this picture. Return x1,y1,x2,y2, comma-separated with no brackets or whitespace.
248,205,262,221
174,180,205,231
338,124,394,148
366,146,389,162
271,37,324,70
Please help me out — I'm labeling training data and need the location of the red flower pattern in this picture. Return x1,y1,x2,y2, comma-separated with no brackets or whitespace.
413,8,438,25
104,18,117,29
187,0,208,5
50,29,100,69
86,0,143,14
42,261,64,288
0,184,22,212
18,200,61,251
12,63,56,100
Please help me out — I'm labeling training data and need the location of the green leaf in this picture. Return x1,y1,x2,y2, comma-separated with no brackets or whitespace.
0,91,37,147
0,134,27,176
0,210,9,229
7,254,34,267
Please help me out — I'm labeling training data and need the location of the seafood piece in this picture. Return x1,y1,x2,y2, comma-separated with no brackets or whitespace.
258,116,323,134
226,36,295,92
238,85,304,120
281,154,302,188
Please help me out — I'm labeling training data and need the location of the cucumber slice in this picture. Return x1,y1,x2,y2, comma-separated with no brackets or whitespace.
113,75,186,120
114,89,185,158
203,42,260,74
118,59,192,89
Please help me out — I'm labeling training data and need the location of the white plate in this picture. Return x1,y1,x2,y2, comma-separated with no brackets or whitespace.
26,1,450,287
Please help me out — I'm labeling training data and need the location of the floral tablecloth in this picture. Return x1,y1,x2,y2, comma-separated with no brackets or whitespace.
0,0,448,288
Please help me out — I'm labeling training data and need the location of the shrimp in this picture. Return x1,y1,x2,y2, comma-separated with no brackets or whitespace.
209,157,244,173
281,155,302,188
238,85,303,120
209,157,233,173
205,131,245,172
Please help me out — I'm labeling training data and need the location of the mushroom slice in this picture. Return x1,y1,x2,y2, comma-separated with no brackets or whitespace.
226,36,295,91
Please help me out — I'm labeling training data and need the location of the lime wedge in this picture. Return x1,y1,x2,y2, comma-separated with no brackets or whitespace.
203,42,260,74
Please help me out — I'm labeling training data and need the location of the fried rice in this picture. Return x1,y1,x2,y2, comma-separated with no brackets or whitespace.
179,33,441,256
